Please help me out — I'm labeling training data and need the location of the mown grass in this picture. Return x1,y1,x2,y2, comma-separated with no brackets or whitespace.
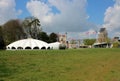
0,48,120,81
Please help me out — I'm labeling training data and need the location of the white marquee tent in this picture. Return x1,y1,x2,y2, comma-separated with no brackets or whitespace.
49,42,60,49
6,38,50,50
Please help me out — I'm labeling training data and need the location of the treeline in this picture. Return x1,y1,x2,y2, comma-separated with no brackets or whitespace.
0,17,58,49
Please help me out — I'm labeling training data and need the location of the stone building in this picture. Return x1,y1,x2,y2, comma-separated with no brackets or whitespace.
112,37,119,43
93,28,111,48
97,28,108,43
58,34,67,45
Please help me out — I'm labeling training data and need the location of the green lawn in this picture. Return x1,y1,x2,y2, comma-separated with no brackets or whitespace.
0,49,120,81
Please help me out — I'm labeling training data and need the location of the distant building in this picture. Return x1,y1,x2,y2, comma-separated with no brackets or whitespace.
97,28,108,43
68,39,78,49
58,34,67,45
93,28,111,48
112,37,119,42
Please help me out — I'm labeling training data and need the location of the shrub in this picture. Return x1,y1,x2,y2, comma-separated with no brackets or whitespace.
112,42,120,48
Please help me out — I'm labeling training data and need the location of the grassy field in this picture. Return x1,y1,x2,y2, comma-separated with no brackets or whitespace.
0,48,120,81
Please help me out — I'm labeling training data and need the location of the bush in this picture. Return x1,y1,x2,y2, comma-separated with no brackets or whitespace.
112,42,120,48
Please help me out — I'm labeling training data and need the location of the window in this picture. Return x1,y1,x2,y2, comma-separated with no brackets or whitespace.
41,47,46,50
25,47,31,49
33,47,39,49
11,47,16,49
8,47,10,49
47,47,50,50
17,47,23,49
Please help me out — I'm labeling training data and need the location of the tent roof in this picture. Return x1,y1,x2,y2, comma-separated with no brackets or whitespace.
49,42,60,45
6,38,49,49
49,42,61,49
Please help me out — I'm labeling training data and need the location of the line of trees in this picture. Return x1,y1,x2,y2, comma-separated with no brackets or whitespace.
83,39,96,46
0,16,58,49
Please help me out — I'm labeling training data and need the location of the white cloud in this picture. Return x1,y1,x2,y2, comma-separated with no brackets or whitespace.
26,0,52,23
103,0,120,33
0,0,21,25
26,0,96,35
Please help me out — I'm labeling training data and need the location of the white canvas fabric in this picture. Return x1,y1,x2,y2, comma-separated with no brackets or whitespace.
6,38,50,50
49,42,60,49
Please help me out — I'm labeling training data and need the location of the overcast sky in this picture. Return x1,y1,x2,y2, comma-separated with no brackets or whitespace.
0,0,120,39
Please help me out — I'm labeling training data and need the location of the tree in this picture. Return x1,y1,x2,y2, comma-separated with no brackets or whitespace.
38,32,49,43
70,39,77,44
106,37,111,43
112,42,120,48
83,39,96,45
49,32,58,43
22,16,41,39
2,19,26,45
0,26,5,49
31,18,41,39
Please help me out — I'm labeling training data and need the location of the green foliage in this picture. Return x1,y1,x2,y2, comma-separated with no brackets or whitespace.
0,17,58,46
38,32,49,42
0,49,120,81
83,39,96,45
1,17,42,45
37,32,58,43
112,42,120,48
70,39,77,44
106,37,111,43
49,32,58,43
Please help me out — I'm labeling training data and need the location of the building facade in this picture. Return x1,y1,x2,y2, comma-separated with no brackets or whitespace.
93,28,111,48
58,34,67,45
97,28,108,43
